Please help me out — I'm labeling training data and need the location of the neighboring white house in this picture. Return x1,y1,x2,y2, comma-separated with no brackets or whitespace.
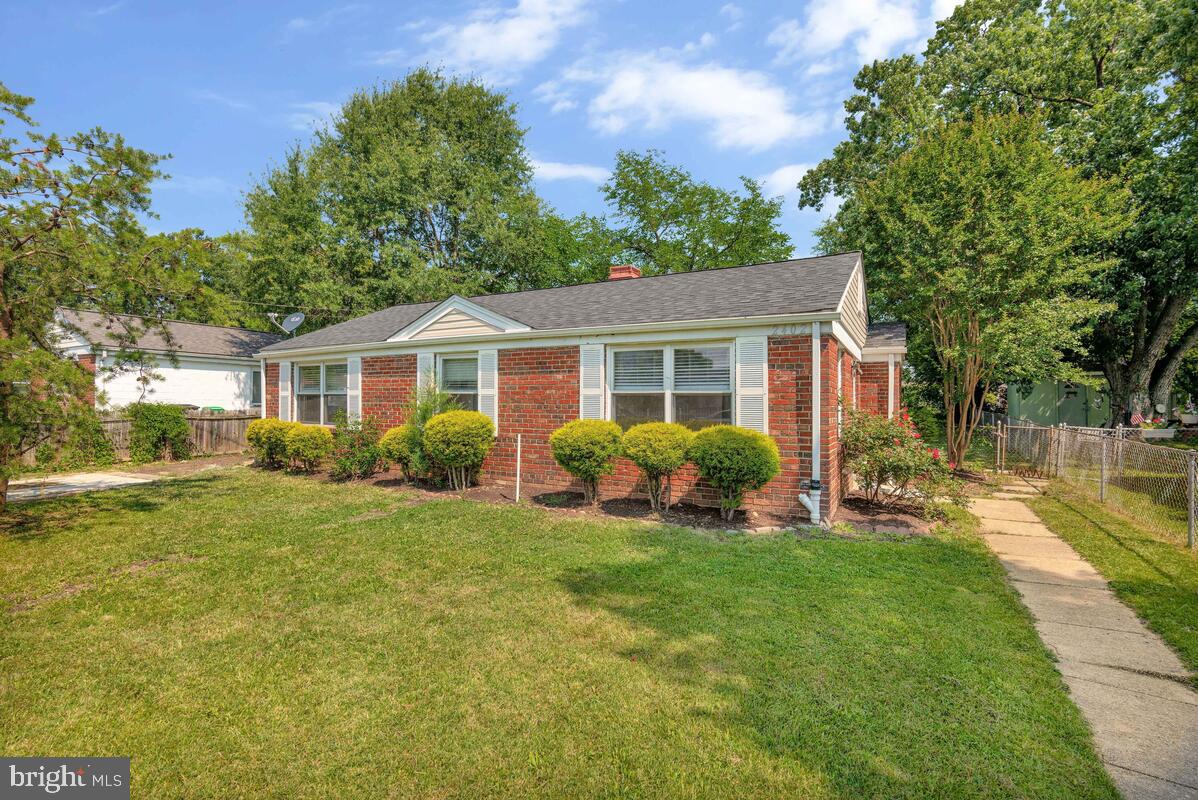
53,309,284,411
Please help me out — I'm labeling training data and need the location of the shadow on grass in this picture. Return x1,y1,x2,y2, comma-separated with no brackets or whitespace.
556,527,1111,799
0,475,229,543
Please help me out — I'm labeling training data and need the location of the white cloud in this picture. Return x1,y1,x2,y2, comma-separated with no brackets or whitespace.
284,4,364,37
531,159,609,182
720,3,743,21
931,0,963,23
192,89,252,111
156,175,239,195
574,55,828,151
369,48,406,66
768,0,923,66
286,101,340,131
534,80,578,113
422,0,588,82
87,1,126,17
760,163,813,199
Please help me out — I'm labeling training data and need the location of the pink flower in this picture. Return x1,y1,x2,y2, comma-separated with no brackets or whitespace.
912,431,921,439
931,448,940,459
948,461,957,470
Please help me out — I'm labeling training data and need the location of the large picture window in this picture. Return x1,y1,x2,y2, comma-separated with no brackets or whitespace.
439,356,478,411
295,362,348,425
610,344,732,430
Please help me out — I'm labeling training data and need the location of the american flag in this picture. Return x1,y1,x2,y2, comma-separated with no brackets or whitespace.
1130,409,1145,425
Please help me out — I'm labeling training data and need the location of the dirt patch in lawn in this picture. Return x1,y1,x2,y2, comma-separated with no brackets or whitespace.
123,452,250,477
7,554,204,613
528,490,795,531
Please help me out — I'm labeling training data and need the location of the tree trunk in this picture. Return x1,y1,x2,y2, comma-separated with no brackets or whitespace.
0,474,7,513
1149,319,1198,417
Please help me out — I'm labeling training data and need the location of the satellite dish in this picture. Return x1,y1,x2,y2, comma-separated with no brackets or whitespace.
280,312,305,334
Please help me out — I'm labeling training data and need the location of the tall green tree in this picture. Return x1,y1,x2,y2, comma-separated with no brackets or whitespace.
843,113,1130,463
0,84,207,507
800,0,1196,424
243,69,577,330
599,150,793,275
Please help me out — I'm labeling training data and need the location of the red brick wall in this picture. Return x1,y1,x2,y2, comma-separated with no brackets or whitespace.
859,361,895,416
265,363,280,418
76,354,97,407
264,337,855,523
362,355,417,429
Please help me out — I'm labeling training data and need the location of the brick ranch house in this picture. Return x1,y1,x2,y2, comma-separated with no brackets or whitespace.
255,252,906,524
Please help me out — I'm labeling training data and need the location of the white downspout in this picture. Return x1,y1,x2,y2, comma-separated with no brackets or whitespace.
798,321,823,525
887,352,895,418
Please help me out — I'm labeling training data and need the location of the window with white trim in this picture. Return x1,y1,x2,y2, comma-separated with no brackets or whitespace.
295,362,347,424
439,355,478,411
610,344,732,430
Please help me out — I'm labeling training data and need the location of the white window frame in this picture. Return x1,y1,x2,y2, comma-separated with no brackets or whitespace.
437,352,480,411
294,362,348,426
606,342,734,427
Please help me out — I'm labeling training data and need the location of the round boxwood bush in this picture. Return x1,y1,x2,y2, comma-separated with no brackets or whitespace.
549,419,623,505
247,418,296,469
687,425,780,522
127,402,191,464
622,422,694,512
422,410,495,489
379,424,418,480
285,424,333,472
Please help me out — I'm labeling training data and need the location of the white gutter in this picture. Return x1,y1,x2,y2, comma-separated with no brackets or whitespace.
798,320,823,526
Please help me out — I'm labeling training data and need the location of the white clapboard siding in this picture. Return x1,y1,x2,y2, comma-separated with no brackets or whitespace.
278,361,292,421
735,336,768,433
477,349,498,431
416,352,435,391
579,344,604,419
346,356,362,421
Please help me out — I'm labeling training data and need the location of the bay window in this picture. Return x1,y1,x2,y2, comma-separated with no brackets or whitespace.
295,362,348,425
439,355,478,411
610,344,732,430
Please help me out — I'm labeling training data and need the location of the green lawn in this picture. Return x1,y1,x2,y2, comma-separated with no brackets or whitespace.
1029,483,1198,674
0,469,1116,798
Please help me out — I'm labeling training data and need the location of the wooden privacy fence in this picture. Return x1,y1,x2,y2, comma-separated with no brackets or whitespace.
101,411,257,461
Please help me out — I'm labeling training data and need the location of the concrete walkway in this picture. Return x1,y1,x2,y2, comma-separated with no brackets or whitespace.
8,471,155,503
973,481,1198,799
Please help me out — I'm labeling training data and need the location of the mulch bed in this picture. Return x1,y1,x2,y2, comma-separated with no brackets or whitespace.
833,496,934,536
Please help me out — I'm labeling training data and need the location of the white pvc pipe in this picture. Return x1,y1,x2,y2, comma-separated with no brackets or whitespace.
803,321,822,525
515,433,522,503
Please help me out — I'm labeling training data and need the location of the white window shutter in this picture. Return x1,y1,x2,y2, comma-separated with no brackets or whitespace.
735,336,768,433
346,356,362,422
278,361,292,421
579,344,604,419
416,352,435,390
477,349,498,431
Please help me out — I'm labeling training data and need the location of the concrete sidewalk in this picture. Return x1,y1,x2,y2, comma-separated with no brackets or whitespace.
9,472,155,503
973,482,1198,799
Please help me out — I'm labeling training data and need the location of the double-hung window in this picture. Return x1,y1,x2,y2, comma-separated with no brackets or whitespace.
295,363,348,424
439,355,478,411
610,344,732,430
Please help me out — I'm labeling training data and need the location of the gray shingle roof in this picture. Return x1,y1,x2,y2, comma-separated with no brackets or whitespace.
865,322,907,349
60,309,283,359
260,252,864,354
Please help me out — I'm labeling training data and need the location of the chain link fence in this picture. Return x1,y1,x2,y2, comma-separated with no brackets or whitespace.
985,412,1198,548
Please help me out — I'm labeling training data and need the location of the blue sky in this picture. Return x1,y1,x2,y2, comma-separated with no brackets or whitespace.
3,0,957,255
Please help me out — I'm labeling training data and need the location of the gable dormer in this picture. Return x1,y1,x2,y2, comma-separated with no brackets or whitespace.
388,296,530,342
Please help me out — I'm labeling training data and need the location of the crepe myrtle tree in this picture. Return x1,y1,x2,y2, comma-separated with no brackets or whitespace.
845,113,1132,464
0,83,207,508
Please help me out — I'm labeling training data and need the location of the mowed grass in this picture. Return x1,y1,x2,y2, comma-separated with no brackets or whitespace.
1030,484,1198,674
0,469,1116,799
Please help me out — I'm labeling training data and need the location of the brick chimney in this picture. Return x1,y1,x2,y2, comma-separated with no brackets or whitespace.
608,264,641,281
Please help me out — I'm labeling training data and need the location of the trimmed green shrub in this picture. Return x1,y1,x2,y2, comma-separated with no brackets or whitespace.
127,403,190,464
330,415,385,481
423,411,495,489
841,408,964,519
379,424,418,480
400,380,460,477
549,419,623,505
285,424,333,472
246,418,297,469
687,425,780,522
622,422,694,512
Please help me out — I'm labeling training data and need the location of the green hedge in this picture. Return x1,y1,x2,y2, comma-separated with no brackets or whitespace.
549,419,623,505
687,425,780,522
379,424,418,479
423,411,495,489
622,422,694,512
127,403,191,464
285,424,334,472
247,418,297,469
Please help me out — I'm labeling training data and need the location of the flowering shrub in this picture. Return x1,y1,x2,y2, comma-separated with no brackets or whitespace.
841,408,965,518
330,415,385,481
